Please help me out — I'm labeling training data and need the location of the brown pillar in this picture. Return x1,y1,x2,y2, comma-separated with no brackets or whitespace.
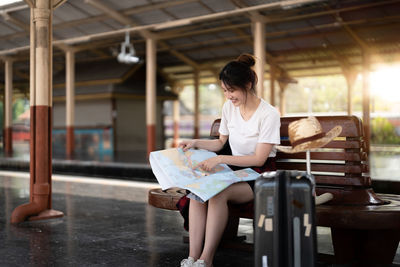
362,50,371,155
194,70,200,139
11,0,64,223
65,49,75,158
4,59,13,156
146,37,156,156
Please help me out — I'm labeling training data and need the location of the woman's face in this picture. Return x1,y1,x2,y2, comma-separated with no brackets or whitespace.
221,82,246,106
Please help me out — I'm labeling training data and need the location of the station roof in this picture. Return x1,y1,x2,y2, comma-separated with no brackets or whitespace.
0,0,399,89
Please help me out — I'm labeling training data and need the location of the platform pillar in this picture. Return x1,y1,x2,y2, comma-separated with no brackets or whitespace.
4,59,13,156
253,17,265,98
172,99,180,147
146,37,156,156
11,0,64,224
362,50,371,155
65,49,75,159
194,70,199,139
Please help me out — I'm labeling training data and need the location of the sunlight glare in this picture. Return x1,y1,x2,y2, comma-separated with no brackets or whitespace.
370,66,400,102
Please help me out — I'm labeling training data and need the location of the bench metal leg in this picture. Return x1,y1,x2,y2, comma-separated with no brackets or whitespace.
331,228,400,265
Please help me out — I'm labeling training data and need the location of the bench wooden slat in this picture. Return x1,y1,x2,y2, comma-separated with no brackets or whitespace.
277,151,362,161
314,175,371,186
279,140,362,149
276,162,368,173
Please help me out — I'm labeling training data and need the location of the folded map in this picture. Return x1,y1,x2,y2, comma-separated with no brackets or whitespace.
149,148,260,202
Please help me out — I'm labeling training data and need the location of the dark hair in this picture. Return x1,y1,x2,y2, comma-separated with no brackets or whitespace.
219,54,258,94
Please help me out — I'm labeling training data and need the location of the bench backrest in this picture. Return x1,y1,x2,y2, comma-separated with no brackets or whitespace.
210,115,384,205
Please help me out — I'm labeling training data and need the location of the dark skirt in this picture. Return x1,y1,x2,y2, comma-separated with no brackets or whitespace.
176,157,277,231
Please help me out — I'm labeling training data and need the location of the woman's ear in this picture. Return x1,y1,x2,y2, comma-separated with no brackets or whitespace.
246,82,252,91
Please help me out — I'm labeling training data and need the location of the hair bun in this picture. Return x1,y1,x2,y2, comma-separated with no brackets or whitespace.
236,53,255,67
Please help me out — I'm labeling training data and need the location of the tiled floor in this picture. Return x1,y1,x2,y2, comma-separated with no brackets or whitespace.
0,171,399,267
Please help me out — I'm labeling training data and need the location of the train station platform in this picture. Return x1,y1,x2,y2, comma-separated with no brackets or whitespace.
1,171,399,266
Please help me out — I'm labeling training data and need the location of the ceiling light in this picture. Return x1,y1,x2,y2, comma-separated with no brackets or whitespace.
117,32,139,64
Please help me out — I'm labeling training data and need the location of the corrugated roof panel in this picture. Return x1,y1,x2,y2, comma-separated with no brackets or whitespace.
0,21,19,35
8,8,29,24
341,7,385,22
358,25,400,43
292,37,324,49
216,30,239,39
54,27,86,39
185,49,215,60
54,3,90,22
190,33,220,43
273,20,310,31
0,39,17,50
325,32,352,46
307,15,336,25
76,21,114,35
7,34,28,47
102,0,148,10
68,0,104,16
210,46,242,58
101,18,122,30
235,45,252,56
130,9,173,25
381,2,400,15
164,2,210,19
201,0,236,12
267,40,295,51
165,36,196,46
244,0,281,6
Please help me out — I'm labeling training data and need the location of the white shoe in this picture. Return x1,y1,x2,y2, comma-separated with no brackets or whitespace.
193,259,207,267
180,256,195,267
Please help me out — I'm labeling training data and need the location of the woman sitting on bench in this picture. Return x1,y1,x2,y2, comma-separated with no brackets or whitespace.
178,54,280,267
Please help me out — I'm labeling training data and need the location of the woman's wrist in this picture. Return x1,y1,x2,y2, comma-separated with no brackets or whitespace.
217,155,224,165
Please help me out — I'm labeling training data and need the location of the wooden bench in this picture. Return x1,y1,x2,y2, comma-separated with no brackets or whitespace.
148,115,400,265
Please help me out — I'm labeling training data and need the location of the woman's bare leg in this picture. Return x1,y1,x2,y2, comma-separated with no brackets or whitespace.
199,182,253,266
188,199,208,260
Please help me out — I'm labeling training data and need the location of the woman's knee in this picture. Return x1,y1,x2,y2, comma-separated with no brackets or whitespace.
209,189,230,205
190,198,207,210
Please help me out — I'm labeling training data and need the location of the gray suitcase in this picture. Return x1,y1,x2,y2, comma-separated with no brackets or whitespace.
254,170,317,267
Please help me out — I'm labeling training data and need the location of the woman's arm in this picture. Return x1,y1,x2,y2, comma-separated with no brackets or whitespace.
197,142,273,172
179,135,228,152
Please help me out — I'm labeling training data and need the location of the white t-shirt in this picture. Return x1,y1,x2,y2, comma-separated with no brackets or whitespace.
219,99,280,157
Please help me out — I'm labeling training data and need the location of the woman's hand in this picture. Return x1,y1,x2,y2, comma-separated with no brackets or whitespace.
196,156,222,172
179,139,197,152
